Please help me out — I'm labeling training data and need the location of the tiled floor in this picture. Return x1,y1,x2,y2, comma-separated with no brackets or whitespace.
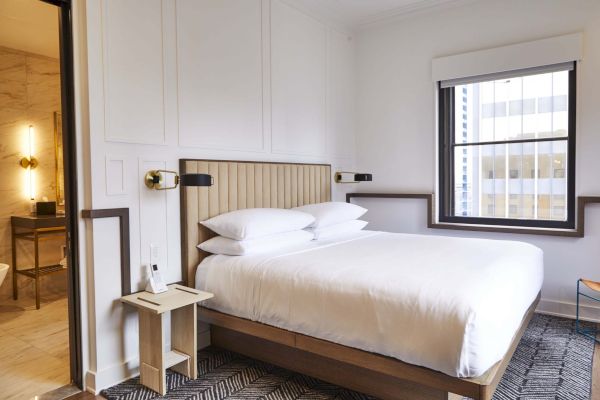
0,293,70,400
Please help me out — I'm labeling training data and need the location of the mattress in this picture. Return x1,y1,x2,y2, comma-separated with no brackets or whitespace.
196,231,543,378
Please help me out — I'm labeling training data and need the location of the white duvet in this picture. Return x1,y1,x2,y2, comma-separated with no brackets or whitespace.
196,231,543,378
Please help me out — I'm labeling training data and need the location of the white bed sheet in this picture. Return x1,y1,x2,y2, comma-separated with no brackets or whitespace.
196,231,543,378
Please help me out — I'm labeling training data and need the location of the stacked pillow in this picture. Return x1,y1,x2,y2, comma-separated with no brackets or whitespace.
198,208,314,256
293,202,368,240
198,202,369,256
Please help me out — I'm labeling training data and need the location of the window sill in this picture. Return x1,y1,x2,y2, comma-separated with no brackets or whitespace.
346,193,600,238
430,221,580,237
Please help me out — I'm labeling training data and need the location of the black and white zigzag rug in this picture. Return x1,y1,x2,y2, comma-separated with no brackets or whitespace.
101,314,595,400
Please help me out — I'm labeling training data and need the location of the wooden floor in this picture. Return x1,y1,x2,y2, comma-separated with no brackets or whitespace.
0,294,70,400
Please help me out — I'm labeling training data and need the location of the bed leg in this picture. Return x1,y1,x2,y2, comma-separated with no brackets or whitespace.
447,393,463,400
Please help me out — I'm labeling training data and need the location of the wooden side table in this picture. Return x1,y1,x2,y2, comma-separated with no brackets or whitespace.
11,214,67,309
121,284,214,395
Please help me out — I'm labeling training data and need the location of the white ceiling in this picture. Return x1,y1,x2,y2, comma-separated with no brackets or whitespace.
286,0,463,29
0,0,59,58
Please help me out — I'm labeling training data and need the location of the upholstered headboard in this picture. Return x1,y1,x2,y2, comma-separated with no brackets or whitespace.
179,159,332,286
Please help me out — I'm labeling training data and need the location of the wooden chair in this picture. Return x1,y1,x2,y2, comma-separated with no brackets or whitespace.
576,279,600,343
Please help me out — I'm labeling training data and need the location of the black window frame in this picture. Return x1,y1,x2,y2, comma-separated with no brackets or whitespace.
438,65,577,229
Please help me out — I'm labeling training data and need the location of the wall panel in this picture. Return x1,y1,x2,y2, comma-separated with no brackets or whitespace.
102,0,166,144
176,0,263,151
271,0,327,156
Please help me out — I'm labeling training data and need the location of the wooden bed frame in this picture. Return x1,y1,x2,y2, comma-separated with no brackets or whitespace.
179,159,540,400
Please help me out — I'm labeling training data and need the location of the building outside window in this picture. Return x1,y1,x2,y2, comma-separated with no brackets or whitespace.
438,63,576,228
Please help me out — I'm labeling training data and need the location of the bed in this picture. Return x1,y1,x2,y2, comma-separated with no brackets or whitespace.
180,159,542,400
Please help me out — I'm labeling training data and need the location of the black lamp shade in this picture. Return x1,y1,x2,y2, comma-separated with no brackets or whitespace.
354,173,372,182
180,173,213,187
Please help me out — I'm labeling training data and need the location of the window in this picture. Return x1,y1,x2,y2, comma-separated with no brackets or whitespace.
438,63,576,228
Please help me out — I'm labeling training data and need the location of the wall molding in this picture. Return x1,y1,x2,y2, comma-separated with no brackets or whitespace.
81,208,131,295
101,0,168,145
537,298,600,323
346,193,600,237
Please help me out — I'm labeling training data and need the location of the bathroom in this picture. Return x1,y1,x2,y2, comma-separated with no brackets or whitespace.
0,0,71,398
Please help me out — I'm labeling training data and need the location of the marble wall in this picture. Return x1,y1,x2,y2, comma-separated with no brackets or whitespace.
0,46,65,301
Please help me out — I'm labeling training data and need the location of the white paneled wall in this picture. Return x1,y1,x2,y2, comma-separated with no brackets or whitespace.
271,0,327,156
177,0,264,150
101,0,167,144
81,0,356,393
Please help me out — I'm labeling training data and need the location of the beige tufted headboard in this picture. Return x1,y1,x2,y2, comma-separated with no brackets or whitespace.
179,159,332,287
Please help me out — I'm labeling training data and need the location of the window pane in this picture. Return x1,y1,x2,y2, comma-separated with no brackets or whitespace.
453,140,568,221
454,70,570,145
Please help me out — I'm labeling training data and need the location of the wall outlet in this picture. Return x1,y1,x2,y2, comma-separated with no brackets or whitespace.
150,244,159,267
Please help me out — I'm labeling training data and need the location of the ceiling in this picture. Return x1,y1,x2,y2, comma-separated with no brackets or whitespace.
286,0,463,29
0,0,59,58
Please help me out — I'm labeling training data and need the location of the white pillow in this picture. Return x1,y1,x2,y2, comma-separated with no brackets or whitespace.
308,219,368,240
200,208,314,240
293,202,367,229
198,230,313,256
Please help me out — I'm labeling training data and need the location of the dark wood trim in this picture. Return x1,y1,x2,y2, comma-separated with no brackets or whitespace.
81,208,131,295
200,293,539,400
346,193,600,238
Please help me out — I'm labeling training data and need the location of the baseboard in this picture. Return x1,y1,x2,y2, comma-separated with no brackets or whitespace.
537,298,600,323
86,325,212,394
85,357,139,395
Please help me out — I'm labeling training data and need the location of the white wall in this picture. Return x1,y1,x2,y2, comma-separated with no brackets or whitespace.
79,0,356,392
355,1,600,322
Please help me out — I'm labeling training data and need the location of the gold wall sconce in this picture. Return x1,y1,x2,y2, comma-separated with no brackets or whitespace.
19,125,38,200
334,171,373,184
19,125,38,169
145,170,214,190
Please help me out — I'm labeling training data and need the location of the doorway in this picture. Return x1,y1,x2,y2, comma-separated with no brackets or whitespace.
0,0,81,397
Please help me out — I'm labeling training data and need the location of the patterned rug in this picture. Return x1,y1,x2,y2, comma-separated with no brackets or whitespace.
101,314,595,400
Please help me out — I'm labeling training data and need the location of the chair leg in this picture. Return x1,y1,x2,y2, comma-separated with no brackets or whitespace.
576,279,581,334
576,278,600,343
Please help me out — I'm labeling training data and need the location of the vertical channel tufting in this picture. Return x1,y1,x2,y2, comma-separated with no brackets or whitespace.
255,164,263,208
297,166,304,206
263,164,270,208
303,165,310,205
309,167,316,204
198,161,209,221
315,166,321,203
291,166,298,208
184,161,330,287
270,164,278,207
284,165,291,209
325,166,331,201
277,165,285,208
219,163,229,214
208,162,219,217
246,164,254,209
228,163,238,212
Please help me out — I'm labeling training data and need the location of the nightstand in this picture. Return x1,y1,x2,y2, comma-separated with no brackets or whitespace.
121,284,213,395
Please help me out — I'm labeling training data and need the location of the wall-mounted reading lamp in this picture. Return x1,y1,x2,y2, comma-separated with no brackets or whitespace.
144,170,214,190
19,125,38,200
334,171,373,184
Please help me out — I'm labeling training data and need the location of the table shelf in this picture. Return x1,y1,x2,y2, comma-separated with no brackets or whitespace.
165,350,190,369
15,264,66,278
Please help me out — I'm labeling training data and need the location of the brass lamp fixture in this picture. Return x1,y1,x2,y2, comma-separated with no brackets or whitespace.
19,125,38,201
334,171,373,184
145,170,213,190
19,125,38,169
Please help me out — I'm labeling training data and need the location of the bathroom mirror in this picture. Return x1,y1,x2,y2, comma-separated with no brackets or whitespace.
54,112,64,206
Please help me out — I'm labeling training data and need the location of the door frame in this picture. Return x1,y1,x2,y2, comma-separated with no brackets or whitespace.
40,0,83,388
